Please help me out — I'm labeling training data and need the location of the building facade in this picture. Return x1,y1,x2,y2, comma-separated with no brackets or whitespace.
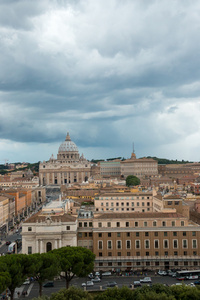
39,133,91,185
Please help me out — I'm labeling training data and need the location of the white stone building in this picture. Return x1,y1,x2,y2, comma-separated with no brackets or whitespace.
22,199,77,254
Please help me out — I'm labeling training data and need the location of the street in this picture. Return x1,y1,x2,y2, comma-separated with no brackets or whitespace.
4,274,190,299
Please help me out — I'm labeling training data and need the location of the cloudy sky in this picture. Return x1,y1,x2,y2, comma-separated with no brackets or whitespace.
1,0,200,163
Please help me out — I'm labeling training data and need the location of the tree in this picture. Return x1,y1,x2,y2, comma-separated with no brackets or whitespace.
51,247,95,289
50,287,92,300
0,272,11,294
126,175,140,187
94,286,134,300
0,254,31,300
30,253,60,297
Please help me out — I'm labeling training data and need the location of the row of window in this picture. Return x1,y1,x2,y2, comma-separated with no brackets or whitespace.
98,261,199,267
28,226,71,231
98,250,198,257
101,202,151,207
98,239,197,250
96,208,150,212
97,220,185,228
98,231,196,237
99,196,151,200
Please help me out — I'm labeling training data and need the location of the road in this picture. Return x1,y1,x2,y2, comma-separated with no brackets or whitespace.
6,274,191,299
0,229,22,255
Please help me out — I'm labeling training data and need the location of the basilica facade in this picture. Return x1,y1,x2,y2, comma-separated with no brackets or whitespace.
39,133,91,186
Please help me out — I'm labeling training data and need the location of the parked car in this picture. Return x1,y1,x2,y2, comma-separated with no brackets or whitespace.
82,281,94,287
140,277,152,283
91,277,101,283
95,272,100,277
88,273,94,279
194,280,200,285
43,281,54,287
23,279,30,285
102,271,112,276
158,270,167,276
107,281,117,287
6,241,11,246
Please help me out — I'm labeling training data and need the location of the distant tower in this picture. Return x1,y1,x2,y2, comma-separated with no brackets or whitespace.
131,142,136,159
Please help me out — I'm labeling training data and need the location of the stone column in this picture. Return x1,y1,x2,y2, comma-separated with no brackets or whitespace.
36,240,39,253
40,240,43,253
59,239,62,248
54,240,57,249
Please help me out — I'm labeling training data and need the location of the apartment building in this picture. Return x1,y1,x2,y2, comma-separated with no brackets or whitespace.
92,212,200,271
94,192,153,213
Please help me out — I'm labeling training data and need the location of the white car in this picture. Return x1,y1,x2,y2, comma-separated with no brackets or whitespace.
140,277,152,283
82,281,94,287
23,279,30,285
102,271,112,276
158,270,167,276
95,272,100,277
91,277,101,282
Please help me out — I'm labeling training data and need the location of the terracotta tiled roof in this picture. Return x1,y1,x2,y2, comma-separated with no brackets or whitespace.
164,195,182,199
24,212,76,223
94,212,184,219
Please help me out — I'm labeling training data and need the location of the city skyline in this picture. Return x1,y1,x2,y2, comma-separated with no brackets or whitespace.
1,1,200,163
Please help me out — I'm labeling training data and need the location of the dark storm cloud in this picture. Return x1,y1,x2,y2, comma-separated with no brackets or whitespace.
1,0,200,162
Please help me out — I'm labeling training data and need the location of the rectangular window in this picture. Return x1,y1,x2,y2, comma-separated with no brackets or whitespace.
28,246,32,254
107,241,112,249
127,232,130,237
136,252,140,257
155,251,159,256
144,222,147,227
164,232,168,237
145,232,149,237
145,240,150,249
98,233,102,237
183,232,186,236
108,233,111,237
126,240,131,249
28,227,32,232
137,202,139,206
173,232,177,237
108,252,112,256
98,241,103,249
127,252,130,256
192,231,196,236
135,222,138,227
154,232,158,237
146,252,149,256
107,222,111,227
78,233,82,238
84,222,87,227
153,221,157,227
154,240,159,249
136,240,140,249
89,232,93,237
164,240,168,248
173,240,178,248
162,221,166,227
117,222,120,227
98,222,102,228
117,232,121,237
84,233,87,237
136,232,139,237
99,252,102,256
117,252,121,256
172,221,175,227
89,222,92,227
126,222,129,227
66,226,70,230
117,240,122,249
183,240,188,248
181,221,184,226
174,251,178,256
192,240,197,249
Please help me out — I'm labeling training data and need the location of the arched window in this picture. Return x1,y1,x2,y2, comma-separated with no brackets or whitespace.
46,242,52,252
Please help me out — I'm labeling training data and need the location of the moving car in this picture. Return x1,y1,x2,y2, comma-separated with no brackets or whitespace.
43,281,54,287
82,281,94,287
107,281,117,287
130,281,141,288
140,277,152,283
